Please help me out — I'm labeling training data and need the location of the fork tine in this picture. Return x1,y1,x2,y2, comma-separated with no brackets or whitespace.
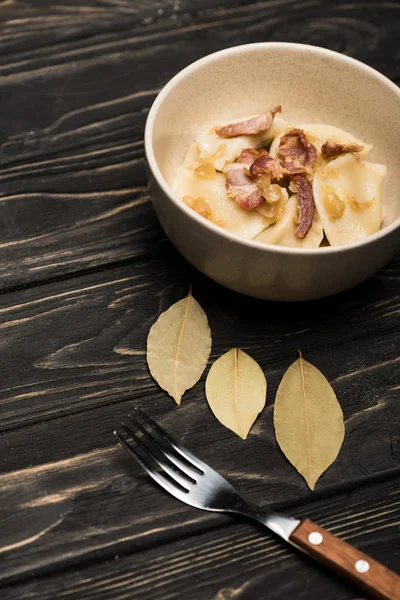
133,408,205,473
114,431,188,496
127,413,197,482
120,422,192,491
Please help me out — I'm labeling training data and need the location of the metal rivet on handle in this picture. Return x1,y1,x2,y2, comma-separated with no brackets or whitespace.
308,531,323,545
355,559,370,573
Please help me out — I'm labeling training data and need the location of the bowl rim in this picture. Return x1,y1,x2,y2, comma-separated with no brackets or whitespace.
145,42,400,256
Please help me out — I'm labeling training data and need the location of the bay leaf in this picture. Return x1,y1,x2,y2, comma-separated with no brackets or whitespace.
205,348,267,439
274,351,344,490
147,288,212,405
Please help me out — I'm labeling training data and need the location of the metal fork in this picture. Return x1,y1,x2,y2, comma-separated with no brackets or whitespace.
115,409,400,600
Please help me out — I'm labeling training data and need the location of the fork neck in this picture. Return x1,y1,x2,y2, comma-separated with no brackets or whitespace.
225,496,266,520
226,498,300,543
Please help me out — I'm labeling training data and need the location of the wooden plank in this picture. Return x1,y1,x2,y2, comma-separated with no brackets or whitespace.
0,255,398,430
0,258,398,585
2,474,399,599
0,88,164,289
0,0,399,596
0,0,399,288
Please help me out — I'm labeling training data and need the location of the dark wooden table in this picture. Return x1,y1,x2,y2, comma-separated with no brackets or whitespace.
1,1,399,599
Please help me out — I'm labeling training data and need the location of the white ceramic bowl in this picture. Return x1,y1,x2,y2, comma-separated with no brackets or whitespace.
145,43,400,301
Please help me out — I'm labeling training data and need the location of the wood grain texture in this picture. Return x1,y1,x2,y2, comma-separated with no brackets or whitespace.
0,0,399,288
2,475,399,600
0,0,399,598
0,253,398,432
0,258,399,588
0,262,399,582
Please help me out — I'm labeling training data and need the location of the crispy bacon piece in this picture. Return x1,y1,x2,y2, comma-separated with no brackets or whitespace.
250,154,286,180
216,106,281,137
236,147,268,166
277,129,317,173
224,163,263,210
292,174,315,238
249,153,293,207
250,153,304,200
321,141,364,159
223,148,267,210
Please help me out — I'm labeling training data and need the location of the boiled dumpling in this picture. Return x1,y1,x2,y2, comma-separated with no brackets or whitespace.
254,195,324,248
269,123,371,158
172,165,271,239
175,109,386,249
313,154,386,246
184,116,288,172
300,124,372,156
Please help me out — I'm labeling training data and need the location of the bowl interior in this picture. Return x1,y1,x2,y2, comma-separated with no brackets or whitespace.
149,43,400,230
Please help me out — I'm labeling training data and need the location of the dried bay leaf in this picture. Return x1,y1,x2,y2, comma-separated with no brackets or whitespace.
147,289,212,405
274,352,344,490
205,349,267,439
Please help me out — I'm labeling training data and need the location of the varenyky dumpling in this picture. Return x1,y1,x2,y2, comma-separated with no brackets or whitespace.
184,116,288,172
299,124,372,157
255,195,324,248
172,165,272,239
269,123,372,159
313,154,386,246
173,107,387,249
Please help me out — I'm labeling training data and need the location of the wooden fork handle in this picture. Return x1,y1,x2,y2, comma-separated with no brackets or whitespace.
290,519,400,600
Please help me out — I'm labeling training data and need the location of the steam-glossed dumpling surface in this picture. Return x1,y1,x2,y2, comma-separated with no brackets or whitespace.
254,195,324,248
270,123,371,158
313,154,386,246
298,124,371,157
184,116,288,172
172,166,270,239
